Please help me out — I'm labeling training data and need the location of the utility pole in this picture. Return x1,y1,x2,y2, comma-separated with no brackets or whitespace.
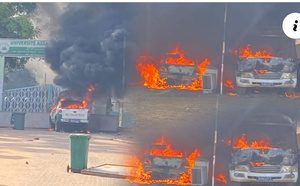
212,5,227,186
122,35,126,96
220,4,227,95
44,73,47,113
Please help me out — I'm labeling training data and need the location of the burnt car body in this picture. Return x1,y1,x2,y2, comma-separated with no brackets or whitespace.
159,53,200,85
229,114,298,186
143,144,189,180
236,57,298,94
235,32,298,95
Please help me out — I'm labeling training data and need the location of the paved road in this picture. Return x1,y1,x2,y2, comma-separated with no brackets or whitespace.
0,128,134,186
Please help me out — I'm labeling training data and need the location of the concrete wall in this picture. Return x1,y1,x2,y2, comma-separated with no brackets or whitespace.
0,112,50,129
0,112,12,127
89,114,118,132
25,112,50,129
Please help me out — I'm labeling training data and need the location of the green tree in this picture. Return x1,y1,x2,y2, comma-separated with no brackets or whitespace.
0,3,39,81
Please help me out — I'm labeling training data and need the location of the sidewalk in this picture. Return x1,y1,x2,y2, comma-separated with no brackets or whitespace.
0,128,133,186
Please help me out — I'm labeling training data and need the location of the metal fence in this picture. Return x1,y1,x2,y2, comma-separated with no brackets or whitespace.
3,84,61,113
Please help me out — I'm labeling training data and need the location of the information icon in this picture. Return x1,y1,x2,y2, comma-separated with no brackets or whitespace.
282,13,300,39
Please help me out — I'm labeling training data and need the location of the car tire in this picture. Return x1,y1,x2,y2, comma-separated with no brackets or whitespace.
49,117,55,129
55,121,62,132
82,124,88,133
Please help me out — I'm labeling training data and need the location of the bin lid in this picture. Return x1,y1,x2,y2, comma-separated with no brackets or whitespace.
69,133,91,139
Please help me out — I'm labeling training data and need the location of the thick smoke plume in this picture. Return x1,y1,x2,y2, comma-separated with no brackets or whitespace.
45,4,128,97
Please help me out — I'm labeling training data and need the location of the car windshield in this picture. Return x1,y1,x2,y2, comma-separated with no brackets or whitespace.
231,148,298,165
238,57,296,73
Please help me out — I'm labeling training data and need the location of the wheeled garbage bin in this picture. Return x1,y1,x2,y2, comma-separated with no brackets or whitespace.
68,134,91,173
12,112,26,130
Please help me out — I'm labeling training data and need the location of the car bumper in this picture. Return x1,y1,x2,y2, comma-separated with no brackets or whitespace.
229,170,298,183
236,77,297,88
60,119,89,123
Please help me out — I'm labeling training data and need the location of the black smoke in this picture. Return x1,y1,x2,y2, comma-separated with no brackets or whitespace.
45,3,300,96
45,4,129,97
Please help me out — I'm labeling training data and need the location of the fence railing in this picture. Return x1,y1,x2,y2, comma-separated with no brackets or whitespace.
3,84,61,113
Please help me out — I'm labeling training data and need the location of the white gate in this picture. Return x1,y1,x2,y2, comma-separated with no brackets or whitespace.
3,84,60,112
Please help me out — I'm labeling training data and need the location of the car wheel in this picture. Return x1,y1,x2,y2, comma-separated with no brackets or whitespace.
55,121,62,132
49,117,55,129
82,124,88,133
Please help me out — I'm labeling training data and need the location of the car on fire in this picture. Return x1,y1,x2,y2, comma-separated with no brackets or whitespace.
50,98,90,133
236,57,298,94
235,31,298,95
229,113,298,186
159,53,200,85
143,144,190,180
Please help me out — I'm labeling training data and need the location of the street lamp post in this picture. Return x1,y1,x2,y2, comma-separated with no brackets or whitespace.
220,4,227,95
212,4,227,186
122,35,126,96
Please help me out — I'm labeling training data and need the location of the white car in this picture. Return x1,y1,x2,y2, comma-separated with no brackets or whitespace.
50,98,90,132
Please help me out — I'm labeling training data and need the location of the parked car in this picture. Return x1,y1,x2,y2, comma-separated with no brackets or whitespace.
50,98,90,132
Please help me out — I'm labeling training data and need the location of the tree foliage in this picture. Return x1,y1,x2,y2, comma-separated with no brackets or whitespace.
0,3,39,81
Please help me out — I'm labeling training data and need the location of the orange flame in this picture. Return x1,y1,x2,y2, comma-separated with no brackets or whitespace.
51,85,95,111
224,80,234,89
254,69,268,74
166,45,195,65
223,139,232,145
227,92,237,96
250,161,265,167
150,136,183,157
126,136,202,185
233,133,273,149
285,92,300,98
136,46,211,90
216,173,227,184
233,44,274,58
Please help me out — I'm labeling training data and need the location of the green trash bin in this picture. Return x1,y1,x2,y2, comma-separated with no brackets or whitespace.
12,112,26,130
68,134,91,173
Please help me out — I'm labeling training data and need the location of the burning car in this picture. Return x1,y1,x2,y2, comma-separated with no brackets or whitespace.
50,98,90,132
229,114,298,186
234,32,298,95
143,144,189,180
236,56,298,94
136,45,211,90
126,136,206,185
159,53,200,85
